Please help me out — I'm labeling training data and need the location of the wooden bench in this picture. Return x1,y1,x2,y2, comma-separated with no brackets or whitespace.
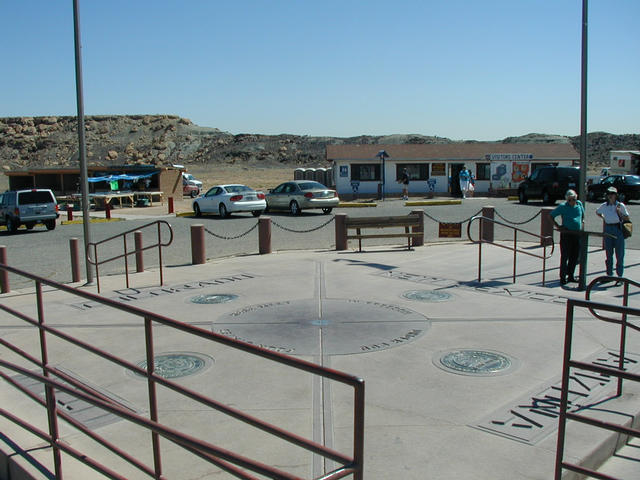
344,213,423,252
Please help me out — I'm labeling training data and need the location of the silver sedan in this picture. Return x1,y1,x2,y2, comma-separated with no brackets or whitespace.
193,184,266,218
265,180,339,215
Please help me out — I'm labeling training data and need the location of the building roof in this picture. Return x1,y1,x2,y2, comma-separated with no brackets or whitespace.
326,143,579,161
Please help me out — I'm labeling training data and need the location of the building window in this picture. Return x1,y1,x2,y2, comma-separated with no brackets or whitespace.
396,164,428,181
431,163,446,176
476,163,490,181
351,164,380,181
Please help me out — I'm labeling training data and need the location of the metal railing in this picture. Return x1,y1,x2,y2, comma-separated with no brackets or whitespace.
86,219,173,293
0,263,365,480
467,215,555,285
554,285,640,479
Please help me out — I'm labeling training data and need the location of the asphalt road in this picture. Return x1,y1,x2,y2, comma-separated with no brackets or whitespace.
1,196,638,289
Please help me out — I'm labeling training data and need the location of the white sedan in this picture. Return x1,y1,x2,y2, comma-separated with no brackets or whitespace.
193,184,266,218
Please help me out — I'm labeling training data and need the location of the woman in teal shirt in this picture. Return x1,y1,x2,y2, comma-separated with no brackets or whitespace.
551,189,584,285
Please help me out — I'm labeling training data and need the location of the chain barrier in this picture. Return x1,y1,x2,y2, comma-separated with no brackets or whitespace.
271,216,335,233
204,223,258,241
493,209,542,226
421,209,483,225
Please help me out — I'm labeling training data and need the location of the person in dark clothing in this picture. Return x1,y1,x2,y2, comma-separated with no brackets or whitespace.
400,168,409,200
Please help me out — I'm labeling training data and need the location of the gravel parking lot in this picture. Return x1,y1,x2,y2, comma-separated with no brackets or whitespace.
1,196,638,289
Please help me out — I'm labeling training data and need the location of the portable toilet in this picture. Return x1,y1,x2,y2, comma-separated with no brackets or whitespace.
315,168,327,186
294,168,305,180
326,166,335,187
304,168,316,180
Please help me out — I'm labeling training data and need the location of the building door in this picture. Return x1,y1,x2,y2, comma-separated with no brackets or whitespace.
450,163,465,197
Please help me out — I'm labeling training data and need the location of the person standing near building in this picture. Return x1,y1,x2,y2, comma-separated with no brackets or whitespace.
399,168,410,200
596,186,630,281
551,189,584,285
459,165,471,198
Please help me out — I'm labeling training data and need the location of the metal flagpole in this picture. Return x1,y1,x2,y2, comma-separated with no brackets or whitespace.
73,0,94,283
577,0,588,291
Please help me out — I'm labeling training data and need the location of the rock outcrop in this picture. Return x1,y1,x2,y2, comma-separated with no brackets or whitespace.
0,115,638,171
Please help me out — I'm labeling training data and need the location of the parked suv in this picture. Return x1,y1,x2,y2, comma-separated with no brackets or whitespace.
517,166,580,205
0,189,59,233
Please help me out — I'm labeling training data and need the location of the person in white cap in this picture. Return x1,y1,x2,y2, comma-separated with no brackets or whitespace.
595,186,630,281
551,189,584,285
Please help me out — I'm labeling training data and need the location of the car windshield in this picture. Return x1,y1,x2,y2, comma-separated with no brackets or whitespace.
225,185,253,194
18,191,55,204
298,182,327,191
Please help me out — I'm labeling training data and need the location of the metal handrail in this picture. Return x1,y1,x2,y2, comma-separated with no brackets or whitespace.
467,215,555,285
86,219,173,293
554,297,640,480
0,263,365,480
586,276,640,397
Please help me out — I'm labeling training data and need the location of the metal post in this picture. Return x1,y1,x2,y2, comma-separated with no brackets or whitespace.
481,206,495,242
258,217,272,254
191,224,205,264
69,238,81,283
157,222,164,286
168,196,174,214
578,0,588,202
135,231,144,273
540,208,554,247
410,210,424,247
123,235,129,288
618,281,629,396
477,221,483,283
105,202,111,220
73,0,93,284
513,230,517,283
36,281,63,478
144,317,163,479
335,213,347,251
0,246,9,294
66,204,73,221
353,380,365,480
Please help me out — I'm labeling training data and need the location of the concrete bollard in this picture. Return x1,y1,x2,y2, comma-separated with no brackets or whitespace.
258,217,272,254
105,202,111,220
0,245,8,293
335,213,347,251
135,230,144,273
168,197,174,214
191,224,205,265
69,238,81,283
66,204,73,221
540,207,554,247
410,210,424,247
481,206,495,243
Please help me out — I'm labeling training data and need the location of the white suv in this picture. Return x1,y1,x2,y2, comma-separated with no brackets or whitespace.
0,189,59,233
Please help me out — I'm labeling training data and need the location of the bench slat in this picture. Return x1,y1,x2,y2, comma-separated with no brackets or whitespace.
347,233,422,240
345,215,420,227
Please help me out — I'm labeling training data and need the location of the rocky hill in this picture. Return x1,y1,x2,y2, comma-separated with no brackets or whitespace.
1,115,638,172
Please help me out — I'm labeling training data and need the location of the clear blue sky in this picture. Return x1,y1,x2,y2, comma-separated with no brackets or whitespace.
1,1,638,140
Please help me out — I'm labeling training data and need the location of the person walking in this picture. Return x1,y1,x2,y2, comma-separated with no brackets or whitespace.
596,186,630,281
551,189,584,285
459,166,471,199
399,168,410,200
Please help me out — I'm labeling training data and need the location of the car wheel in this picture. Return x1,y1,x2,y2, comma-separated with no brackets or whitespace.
6,217,18,233
219,203,229,218
322,207,333,214
45,219,56,230
542,190,552,205
194,203,202,217
25,222,35,230
518,190,528,204
289,201,300,216
190,190,198,198
251,210,262,217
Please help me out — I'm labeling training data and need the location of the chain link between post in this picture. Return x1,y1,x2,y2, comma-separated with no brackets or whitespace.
493,209,542,225
204,223,258,240
271,217,335,233
421,209,483,224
